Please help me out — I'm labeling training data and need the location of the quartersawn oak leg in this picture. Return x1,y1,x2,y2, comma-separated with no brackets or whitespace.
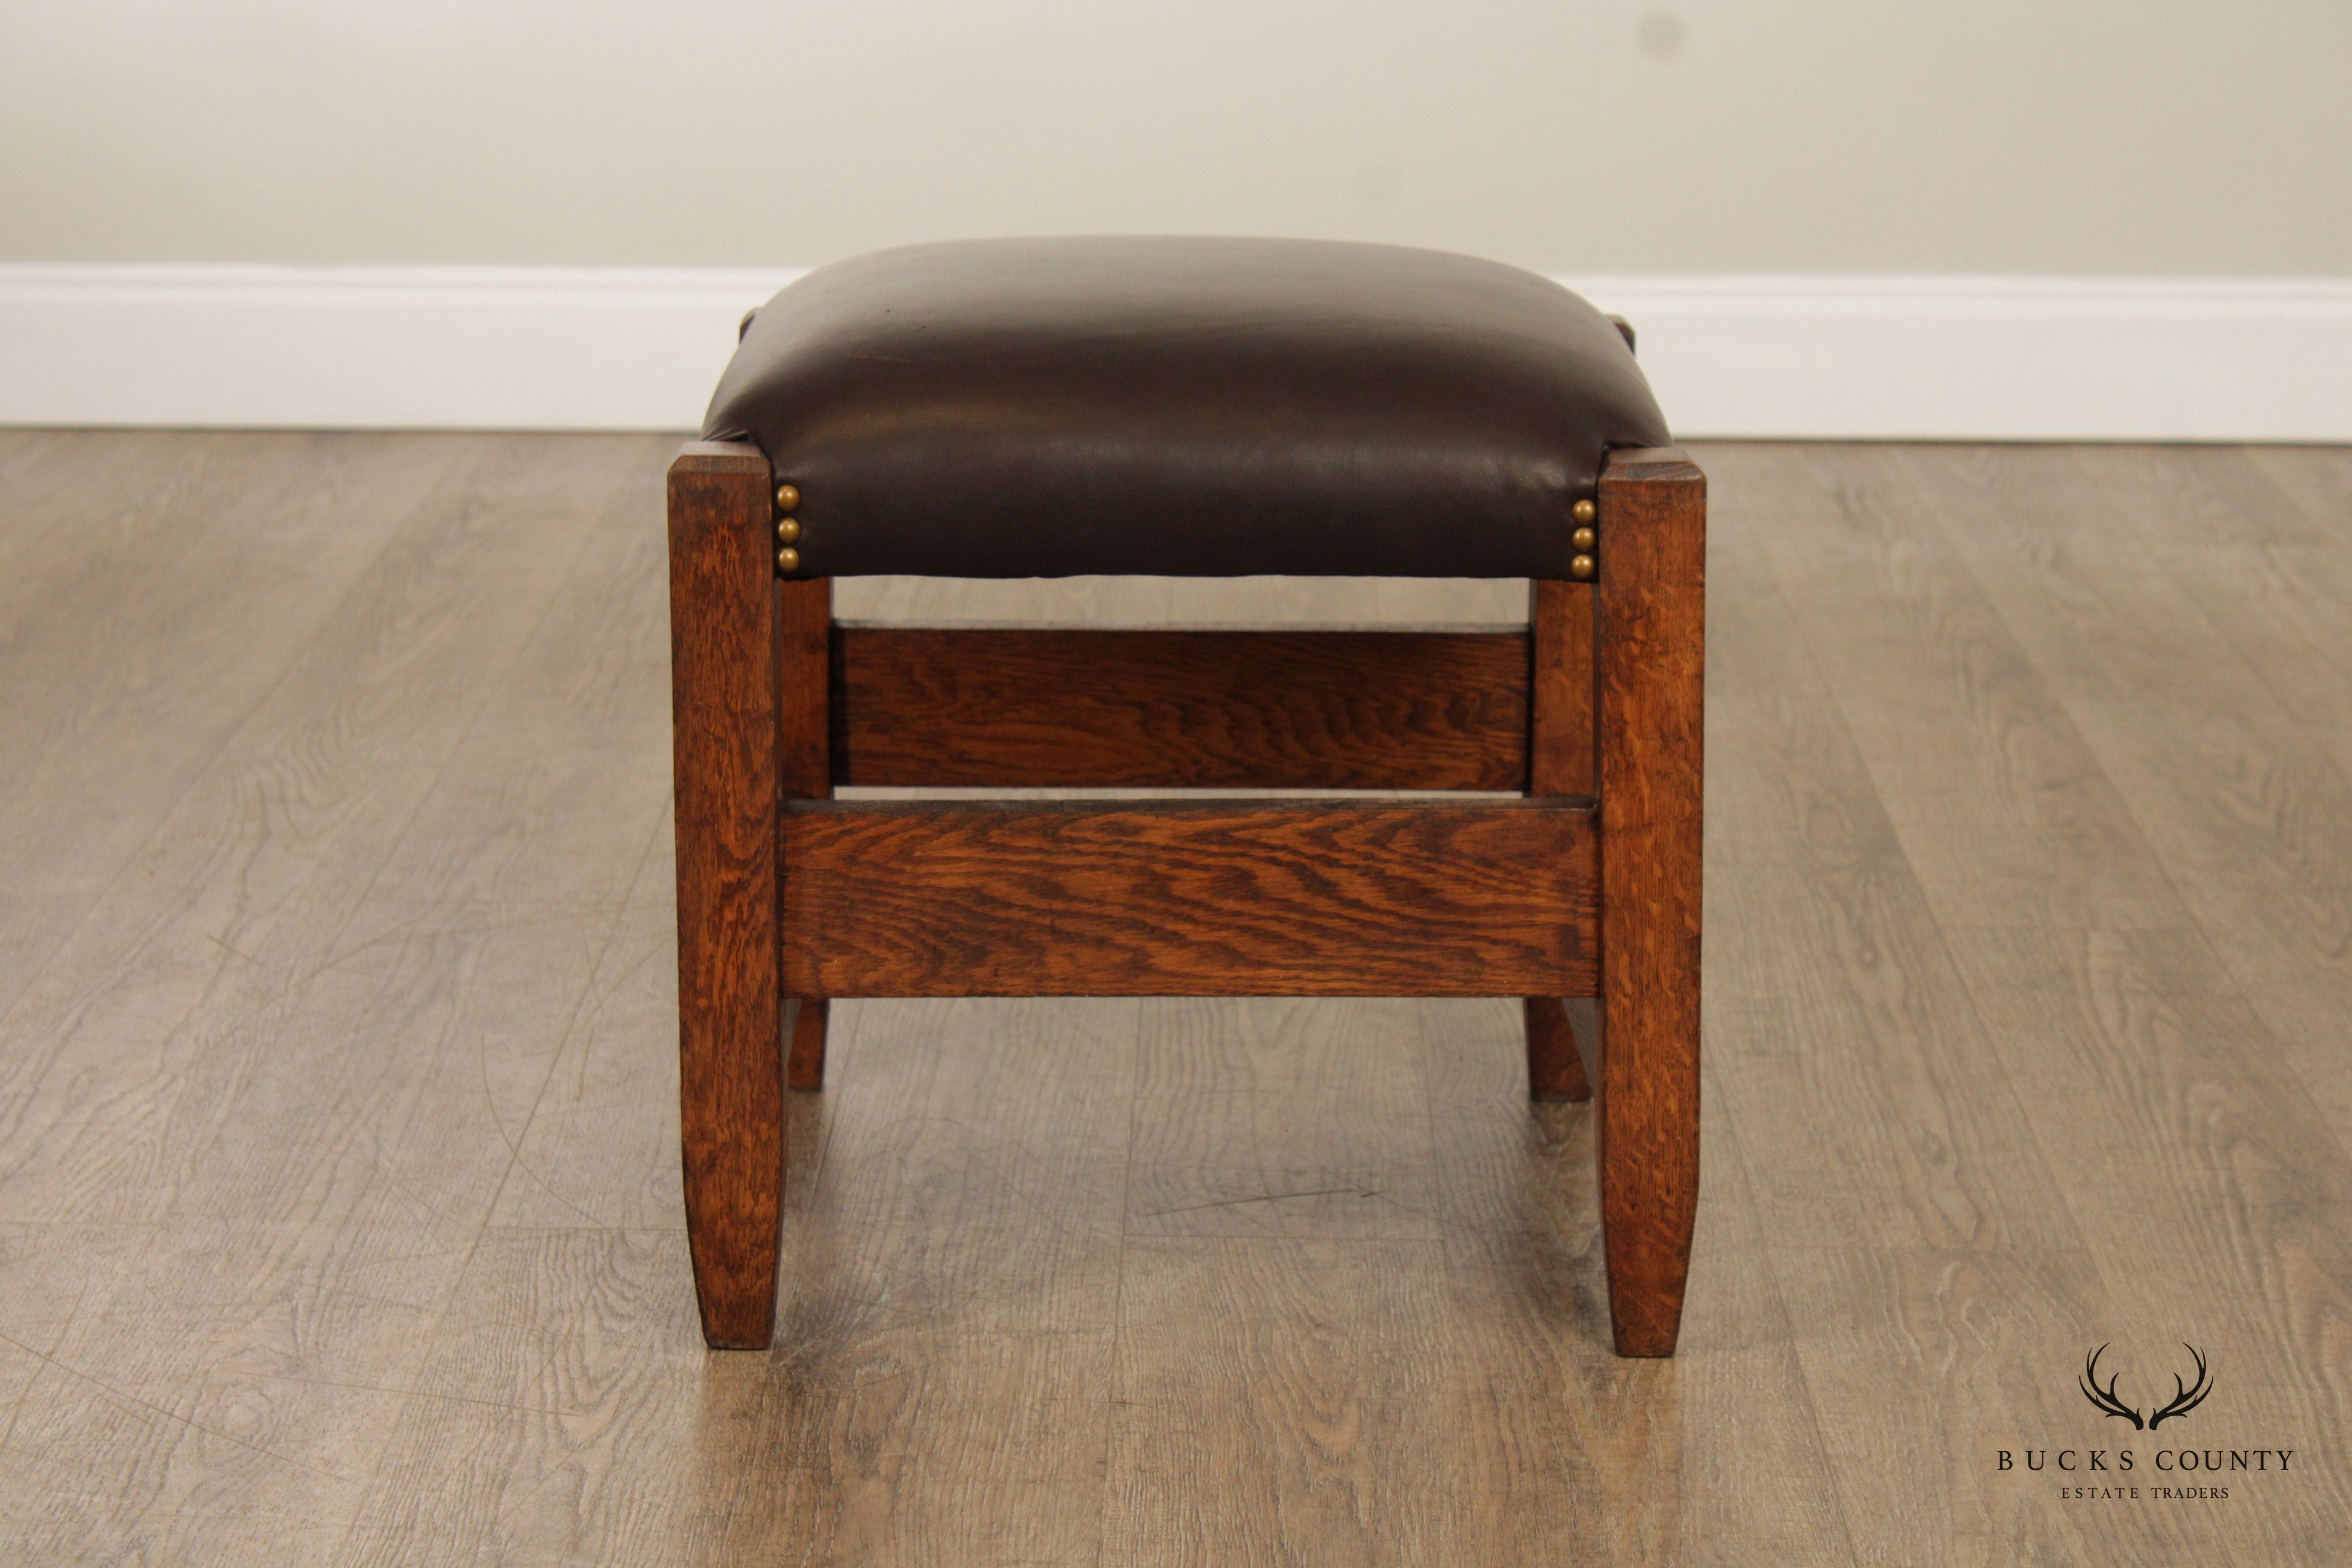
1525,578,1597,1101
1595,446,1706,1358
670,440,784,1350
1523,997,1593,1102
777,574,832,1091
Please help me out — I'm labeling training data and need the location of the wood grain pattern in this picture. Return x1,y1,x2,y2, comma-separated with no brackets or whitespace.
0,434,662,1236
1881,441,2352,1133
1103,1236,1459,1564
0,433,473,1031
1128,997,1445,1240
776,574,832,1092
1948,929,2352,1558
1524,578,1597,1102
1594,446,1706,1357
786,998,829,1093
1733,442,2189,932
1521,996,1593,1102
781,799,1598,998
668,440,784,1348
715,997,1137,1566
1527,579,1596,796
1698,455,2083,1255
0,432,677,1566
340,1230,731,1568
1416,1011,1861,1567
830,626,1532,789
8,434,2352,1565
776,576,832,801
1767,1243,2134,1566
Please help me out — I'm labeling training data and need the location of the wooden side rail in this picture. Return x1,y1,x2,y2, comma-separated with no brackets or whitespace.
781,798,1598,997
829,626,1556,790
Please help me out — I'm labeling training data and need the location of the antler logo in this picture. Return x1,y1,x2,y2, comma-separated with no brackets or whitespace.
2079,1343,2214,1430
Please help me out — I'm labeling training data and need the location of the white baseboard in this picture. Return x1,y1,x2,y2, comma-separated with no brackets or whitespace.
1581,273,2352,442
2,263,2348,441
0,265,797,433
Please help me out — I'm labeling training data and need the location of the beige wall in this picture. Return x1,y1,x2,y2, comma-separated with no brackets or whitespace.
4,1,2349,275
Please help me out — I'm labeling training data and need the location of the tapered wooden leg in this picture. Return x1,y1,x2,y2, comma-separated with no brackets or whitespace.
1523,997,1593,1102
1526,579,1598,1102
1594,447,1706,1358
786,998,829,1091
670,442,784,1350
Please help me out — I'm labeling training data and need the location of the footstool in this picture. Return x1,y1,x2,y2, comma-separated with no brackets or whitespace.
668,237,1703,1357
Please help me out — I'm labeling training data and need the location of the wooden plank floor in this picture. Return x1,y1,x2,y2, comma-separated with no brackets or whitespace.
2,431,2350,1564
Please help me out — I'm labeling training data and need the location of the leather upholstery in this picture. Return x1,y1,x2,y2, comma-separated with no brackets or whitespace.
703,237,1670,579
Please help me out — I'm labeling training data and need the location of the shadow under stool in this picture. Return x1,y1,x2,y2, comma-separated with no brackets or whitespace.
666,236,1704,1358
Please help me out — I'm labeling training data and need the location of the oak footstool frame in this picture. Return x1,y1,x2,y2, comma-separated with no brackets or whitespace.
668,439,1704,1358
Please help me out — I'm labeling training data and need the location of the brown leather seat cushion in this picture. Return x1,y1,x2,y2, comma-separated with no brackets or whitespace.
702,237,1669,579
